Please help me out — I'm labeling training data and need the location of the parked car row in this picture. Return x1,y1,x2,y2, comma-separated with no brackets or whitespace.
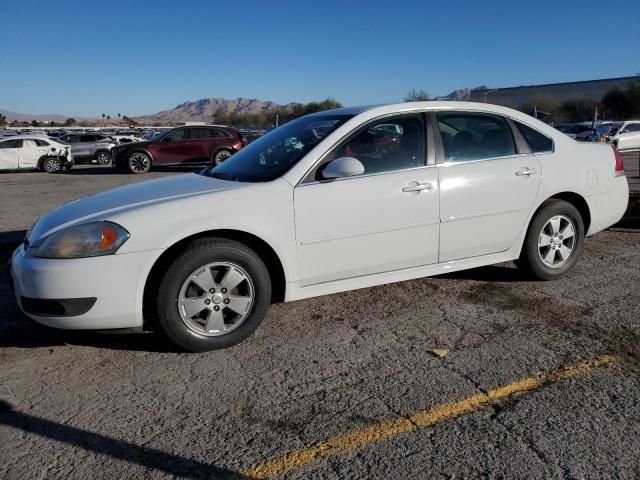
0,125,247,174
553,120,640,152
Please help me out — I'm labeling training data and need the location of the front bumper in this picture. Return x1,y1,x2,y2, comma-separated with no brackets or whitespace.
10,244,162,330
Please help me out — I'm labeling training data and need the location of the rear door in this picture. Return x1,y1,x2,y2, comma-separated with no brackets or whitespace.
188,127,219,163
154,128,195,164
76,134,96,157
436,111,541,262
0,139,21,170
19,139,42,168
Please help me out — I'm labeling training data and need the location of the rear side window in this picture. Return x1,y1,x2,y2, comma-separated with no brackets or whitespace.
438,113,515,162
191,128,216,140
214,128,232,138
515,122,553,153
80,135,95,142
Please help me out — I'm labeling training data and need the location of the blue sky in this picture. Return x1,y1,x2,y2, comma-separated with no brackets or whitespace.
1,0,638,117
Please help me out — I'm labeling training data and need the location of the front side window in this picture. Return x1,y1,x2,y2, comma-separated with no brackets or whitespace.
438,113,516,162
320,114,425,177
80,135,96,143
35,139,50,147
0,139,23,149
515,122,553,153
164,128,187,141
202,114,352,182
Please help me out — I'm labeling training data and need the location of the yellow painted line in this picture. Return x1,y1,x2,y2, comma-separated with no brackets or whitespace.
242,355,615,479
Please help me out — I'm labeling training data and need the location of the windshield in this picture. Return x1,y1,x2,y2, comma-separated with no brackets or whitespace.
200,114,353,182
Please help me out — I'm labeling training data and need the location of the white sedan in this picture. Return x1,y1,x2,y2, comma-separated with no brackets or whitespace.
0,135,73,172
610,121,640,152
10,102,629,351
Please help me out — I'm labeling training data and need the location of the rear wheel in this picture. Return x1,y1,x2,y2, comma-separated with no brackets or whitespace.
96,150,111,165
128,152,151,174
43,157,63,173
156,238,271,352
517,199,585,280
212,149,232,166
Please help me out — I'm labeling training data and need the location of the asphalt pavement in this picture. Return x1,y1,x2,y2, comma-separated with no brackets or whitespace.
1,165,639,479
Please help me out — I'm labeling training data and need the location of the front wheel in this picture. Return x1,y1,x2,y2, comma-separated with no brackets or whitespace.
128,152,151,174
517,199,585,280
156,238,272,352
43,157,63,173
96,150,111,165
212,149,232,166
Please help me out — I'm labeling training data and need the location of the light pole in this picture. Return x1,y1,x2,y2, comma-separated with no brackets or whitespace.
483,88,498,102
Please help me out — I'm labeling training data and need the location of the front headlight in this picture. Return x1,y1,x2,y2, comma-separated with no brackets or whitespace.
33,222,130,259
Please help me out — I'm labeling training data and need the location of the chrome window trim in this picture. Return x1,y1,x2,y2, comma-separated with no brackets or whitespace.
296,163,438,188
438,152,533,167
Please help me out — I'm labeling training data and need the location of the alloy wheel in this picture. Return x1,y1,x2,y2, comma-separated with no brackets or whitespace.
177,262,254,337
129,153,150,173
537,215,576,268
44,158,61,173
97,151,111,164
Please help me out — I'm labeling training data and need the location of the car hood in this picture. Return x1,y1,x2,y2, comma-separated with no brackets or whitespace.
28,173,244,243
117,139,154,148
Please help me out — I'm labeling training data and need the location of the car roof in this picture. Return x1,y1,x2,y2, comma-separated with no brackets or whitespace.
0,135,54,141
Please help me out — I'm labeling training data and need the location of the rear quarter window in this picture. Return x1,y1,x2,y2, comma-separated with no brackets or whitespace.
515,122,554,153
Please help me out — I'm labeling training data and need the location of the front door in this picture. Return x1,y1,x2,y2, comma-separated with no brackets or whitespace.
294,114,440,286
436,112,541,262
18,139,42,168
0,139,22,170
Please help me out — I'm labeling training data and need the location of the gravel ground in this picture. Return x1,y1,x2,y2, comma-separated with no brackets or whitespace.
1,165,639,479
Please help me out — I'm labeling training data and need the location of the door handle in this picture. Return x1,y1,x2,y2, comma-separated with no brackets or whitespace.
515,167,537,176
402,182,432,193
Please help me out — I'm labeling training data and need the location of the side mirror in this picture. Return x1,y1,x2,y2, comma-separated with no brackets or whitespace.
321,157,365,180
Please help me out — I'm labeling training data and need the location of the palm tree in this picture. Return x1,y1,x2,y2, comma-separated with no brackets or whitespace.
107,115,111,125
117,113,121,124
101,113,106,127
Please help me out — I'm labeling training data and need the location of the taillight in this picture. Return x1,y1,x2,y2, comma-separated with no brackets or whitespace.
612,145,624,177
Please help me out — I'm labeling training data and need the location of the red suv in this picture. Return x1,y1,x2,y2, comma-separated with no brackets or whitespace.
111,125,245,174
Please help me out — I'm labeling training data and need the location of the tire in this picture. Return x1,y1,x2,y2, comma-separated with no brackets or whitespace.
156,238,272,352
43,157,63,173
517,199,585,280
212,149,232,166
128,152,152,174
96,150,111,165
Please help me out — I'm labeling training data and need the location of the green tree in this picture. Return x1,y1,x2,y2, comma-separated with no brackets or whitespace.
30,119,40,127
0,114,6,125
404,88,430,102
560,97,601,123
602,80,640,119
65,118,76,126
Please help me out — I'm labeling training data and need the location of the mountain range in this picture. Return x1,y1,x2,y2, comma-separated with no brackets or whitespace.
2,89,487,124
132,97,299,124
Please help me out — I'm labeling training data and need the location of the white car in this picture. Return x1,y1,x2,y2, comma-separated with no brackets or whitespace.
111,134,145,144
10,102,629,351
610,120,640,152
0,135,73,173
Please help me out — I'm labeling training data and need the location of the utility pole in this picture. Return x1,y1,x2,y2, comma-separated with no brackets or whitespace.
484,89,498,102
275,113,279,128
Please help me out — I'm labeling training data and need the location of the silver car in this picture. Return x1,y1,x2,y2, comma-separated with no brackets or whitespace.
57,133,115,164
